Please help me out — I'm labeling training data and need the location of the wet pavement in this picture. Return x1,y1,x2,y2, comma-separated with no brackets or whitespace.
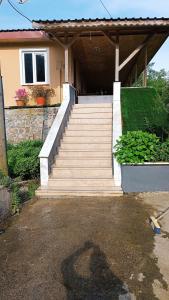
0,195,168,300
140,193,169,300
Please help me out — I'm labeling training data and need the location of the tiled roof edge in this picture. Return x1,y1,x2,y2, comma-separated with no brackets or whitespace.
33,17,169,24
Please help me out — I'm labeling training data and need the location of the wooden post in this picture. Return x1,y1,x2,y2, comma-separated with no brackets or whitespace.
64,47,69,83
115,35,119,82
143,47,148,87
0,73,8,175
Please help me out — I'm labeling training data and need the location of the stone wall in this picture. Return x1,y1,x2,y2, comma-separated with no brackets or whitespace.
5,106,59,143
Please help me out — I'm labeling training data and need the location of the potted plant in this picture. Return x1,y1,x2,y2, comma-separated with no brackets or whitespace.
29,86,55,106
14,88,29,107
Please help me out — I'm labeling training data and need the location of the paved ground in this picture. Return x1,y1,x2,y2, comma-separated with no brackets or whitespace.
140,193,169,300
0,194,168,300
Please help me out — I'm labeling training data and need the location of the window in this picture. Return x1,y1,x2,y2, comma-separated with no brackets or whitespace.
20,49,49,85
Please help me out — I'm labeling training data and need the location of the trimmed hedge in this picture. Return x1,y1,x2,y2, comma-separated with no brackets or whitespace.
121,87,168,137
8,140,43,180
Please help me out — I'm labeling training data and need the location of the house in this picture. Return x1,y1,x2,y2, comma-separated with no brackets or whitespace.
0,18,169,196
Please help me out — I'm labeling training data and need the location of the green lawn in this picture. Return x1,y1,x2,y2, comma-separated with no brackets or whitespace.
121,87,168,136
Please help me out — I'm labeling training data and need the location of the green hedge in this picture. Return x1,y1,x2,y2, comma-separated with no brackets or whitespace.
8,140,43,180
114,131,160,164
121,87,168,137
114,131,169,164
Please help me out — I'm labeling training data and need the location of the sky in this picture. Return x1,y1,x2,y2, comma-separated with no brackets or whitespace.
0,0,169,71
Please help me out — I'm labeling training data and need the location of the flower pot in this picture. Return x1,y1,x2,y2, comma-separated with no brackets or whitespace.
36,97,46,106
16,99,25,107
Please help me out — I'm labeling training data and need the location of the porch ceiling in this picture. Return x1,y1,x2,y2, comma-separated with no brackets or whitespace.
33,18,169,90
72,33,167,89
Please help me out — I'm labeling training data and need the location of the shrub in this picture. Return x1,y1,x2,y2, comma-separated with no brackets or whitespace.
0,176,12,188
11,183,21,214
157,139,169,161
28,181,39,199
8,140,43,180
114,131,160,164
0,171,21,214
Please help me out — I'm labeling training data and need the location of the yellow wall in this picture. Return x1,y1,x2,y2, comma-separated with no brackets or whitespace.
0,42,74,107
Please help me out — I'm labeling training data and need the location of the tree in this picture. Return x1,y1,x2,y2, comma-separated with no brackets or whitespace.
147,63,169,97
135,62,169,98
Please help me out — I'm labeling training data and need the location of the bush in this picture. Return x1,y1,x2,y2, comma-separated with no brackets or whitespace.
28,181,39,199
11,183,21,214
157,139,169,161
8,140,43,180
0,171,21,214
114,131,160,164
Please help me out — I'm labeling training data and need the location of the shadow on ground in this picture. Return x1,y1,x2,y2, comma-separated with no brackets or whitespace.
0,195,167,299
62,240,128,299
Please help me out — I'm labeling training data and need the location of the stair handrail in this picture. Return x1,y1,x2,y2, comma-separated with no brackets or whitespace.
39,84,76,186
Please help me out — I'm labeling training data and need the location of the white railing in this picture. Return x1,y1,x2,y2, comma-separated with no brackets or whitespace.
113,81,122,186
39,83,76,186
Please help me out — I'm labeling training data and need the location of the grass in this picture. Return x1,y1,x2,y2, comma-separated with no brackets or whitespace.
121,87,168,137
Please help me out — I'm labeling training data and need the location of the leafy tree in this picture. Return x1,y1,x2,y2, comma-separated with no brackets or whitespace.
161,81,169,106
135,63,169,98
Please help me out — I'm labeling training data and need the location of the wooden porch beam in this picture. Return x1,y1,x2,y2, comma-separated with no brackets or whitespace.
119,34,153,71
48,32,80,48
115,35,120,82
143,47,148,87
64,47,69,83
48,32,80,83
102,31,116,47
67,33,80,48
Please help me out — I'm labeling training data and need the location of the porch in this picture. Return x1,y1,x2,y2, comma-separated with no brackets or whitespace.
33,17,169,94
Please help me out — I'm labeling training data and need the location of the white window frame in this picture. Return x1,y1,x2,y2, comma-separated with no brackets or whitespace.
19,48,50,85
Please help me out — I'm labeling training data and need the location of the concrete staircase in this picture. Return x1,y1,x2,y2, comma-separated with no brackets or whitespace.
37,103,123,197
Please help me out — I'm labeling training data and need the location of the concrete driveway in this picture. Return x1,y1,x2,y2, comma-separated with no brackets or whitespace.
140,193,169,300
0,194,168,300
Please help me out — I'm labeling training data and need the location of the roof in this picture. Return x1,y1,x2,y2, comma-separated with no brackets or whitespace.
32,17,169,31
33,17,169,23
0,29,40,32
0,29,48,42
32,18,169,89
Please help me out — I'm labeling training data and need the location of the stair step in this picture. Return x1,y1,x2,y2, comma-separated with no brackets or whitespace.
64,130,111,137
48,179,121,189
58,151,111,158
67,124,112,131
69,118,112,125
62,136,111,143
74,103,112,108
54,159,111,168
71,113,112,119
36,189,123,198
60,143,111,151
72,108,112,113
51,168,112,178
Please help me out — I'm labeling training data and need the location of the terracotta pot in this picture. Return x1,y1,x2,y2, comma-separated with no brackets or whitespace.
16,99,25,107
36,97,46,106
